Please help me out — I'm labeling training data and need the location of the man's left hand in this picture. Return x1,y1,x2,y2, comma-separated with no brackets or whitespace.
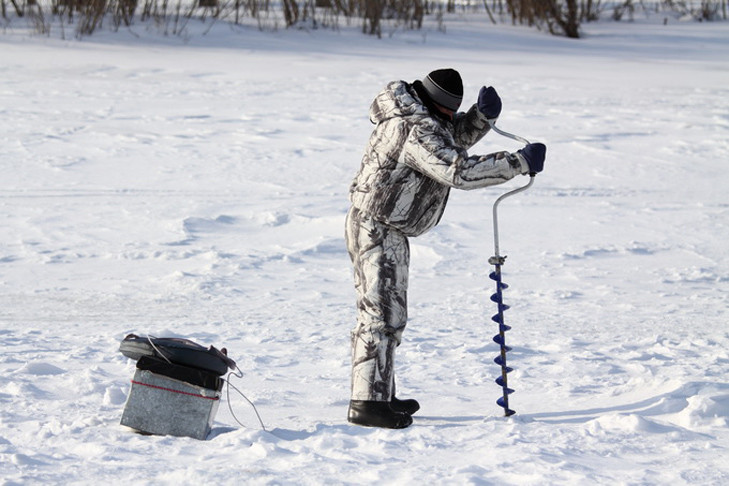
478,86,502,120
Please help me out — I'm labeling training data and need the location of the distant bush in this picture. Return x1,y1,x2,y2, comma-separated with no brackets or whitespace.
1,0,726,38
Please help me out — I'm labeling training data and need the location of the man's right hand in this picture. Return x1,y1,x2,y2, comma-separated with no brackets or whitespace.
518,143,546,174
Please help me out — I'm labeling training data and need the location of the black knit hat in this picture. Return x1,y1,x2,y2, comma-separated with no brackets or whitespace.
422,68,463,111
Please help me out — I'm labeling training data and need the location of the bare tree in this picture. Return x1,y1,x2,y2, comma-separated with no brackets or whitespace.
1,0,724,39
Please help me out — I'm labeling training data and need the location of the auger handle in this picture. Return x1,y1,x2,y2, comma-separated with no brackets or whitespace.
488,119,530,145
492,175,534,259
487,119,536,259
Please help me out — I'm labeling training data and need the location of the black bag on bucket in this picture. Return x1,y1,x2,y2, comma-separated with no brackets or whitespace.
119,334,236,376
135,355,223,391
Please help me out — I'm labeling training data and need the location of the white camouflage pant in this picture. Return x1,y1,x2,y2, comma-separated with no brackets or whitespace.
345,206,409,401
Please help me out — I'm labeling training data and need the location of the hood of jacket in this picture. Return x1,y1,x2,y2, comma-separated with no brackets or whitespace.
368,81,431,126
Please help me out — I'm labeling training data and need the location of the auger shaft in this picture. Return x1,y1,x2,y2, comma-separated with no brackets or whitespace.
489,261,514,416
486,119,535,417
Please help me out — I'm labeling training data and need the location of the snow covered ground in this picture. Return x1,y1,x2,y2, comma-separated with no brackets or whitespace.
1,13,728,485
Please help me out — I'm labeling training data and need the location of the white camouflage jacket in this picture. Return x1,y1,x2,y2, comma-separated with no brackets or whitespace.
349,80,529,237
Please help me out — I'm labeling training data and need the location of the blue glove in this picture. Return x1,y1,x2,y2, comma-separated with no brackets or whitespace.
477,86,502,119
518,143,546,174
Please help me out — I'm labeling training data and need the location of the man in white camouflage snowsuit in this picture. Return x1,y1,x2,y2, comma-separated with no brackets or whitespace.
346,68,546,429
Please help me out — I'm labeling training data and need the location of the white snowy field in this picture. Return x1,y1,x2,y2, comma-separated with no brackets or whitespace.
1,13,728,485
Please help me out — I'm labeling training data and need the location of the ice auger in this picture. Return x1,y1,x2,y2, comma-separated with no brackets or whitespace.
487,120,536,417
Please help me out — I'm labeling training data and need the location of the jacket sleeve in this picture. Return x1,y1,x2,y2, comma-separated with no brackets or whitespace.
399,120,529,190
452,104,492,150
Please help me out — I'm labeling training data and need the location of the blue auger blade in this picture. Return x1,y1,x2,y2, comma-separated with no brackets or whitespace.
493,357,513,368
492,313,510,327
489,273,509,288
494,344,513,353
492,316,512,329
495,383,515,395
496,397,516,416
492,336,513,351
495,377,515,388
491,298,511,313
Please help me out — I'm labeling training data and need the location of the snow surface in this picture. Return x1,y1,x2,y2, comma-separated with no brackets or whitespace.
1,14,728,485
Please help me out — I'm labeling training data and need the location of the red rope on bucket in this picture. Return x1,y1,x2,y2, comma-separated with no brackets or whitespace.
131,380,220,400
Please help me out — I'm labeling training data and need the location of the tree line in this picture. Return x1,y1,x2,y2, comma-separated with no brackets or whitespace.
2,0,726,39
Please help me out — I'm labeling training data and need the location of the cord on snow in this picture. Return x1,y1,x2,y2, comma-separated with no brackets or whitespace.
224,366,267,432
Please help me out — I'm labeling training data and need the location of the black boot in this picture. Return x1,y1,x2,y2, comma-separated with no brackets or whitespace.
390,382,420,415
390,396,420,415
348,400,413,429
